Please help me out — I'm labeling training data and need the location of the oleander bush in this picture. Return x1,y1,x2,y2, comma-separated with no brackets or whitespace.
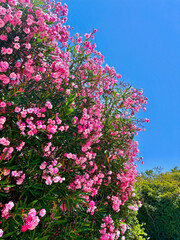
0,0,148,239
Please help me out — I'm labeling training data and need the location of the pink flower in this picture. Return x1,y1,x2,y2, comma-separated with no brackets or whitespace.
34,74,41,82
12,171,19,177
0,19,5,28
112,196,121,212
0,35,7,41
0,61,9,70
15,61,21,68
144,118,149,123
1,201,14,219
0,116,6,124
3,169,10,176
1,47,7,54
14,36,19,42
27,216,40,230
24,27,30,34
35,8,43,16
25,43,31,49
109,225,115,232
45,101,53,109
21,225,28,232
0,137,10,146
53,167,59,174
33,26,38,32
16,178,24,185
59,177,65,183
0,74,10,84
64,125,69,131
28,208,36,218
115,114,120,119
0,229,3,237
45,176,52,185
84,33,90,39
118,150,124,156
59,126,64,131
21,208,41,232
26,18,33,26
6,48,13,54
21,110,27,118
0,6,6,15
15,106,21,112
0,101,6,108
10,72,16,80
40,161,47,170
6,201,14,210
98,173,104,178
14,43,20,49
8,0,17,6
39,209,46,217
66,89,70,95
41,108,46,113
89,201,95,207
16,10,22,19
53,176,61,183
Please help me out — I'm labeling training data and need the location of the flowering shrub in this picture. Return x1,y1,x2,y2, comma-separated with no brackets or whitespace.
0,0,148,239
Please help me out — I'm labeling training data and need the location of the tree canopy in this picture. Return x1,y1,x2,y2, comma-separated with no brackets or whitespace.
135,167,180,240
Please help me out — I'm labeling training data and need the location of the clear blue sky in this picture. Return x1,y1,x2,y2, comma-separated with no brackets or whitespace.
64,0,180,172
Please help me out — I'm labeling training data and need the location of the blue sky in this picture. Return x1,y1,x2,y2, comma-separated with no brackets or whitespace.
65,0,180,172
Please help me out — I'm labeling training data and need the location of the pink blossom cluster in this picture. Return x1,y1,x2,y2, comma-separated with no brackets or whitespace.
40,159,65,185
0,137,10,146
77,106,103,152
14,105,70,141
16,141,25,151
68,171,103,197
128,201,142,211
111,196,122,213
99,215,120,240
115,163,139,206
12,170,25,185
21,208,46,232
120,222,129,236
0,146,14,161
0,0,69,88
0,61,9,72
1,201,14,219
86,200,97,215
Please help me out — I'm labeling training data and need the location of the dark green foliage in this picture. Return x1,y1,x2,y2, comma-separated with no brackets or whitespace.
135,167,180,240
